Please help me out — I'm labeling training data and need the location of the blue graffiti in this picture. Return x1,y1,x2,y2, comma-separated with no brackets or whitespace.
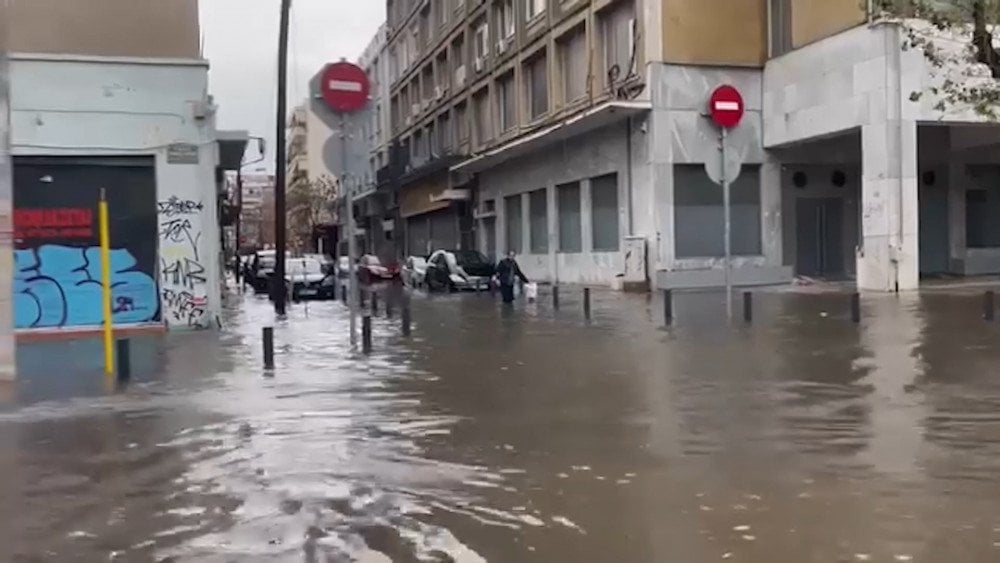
14,244,159,329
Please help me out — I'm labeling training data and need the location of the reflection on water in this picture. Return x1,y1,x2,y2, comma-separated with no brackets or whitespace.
3,288,1000,561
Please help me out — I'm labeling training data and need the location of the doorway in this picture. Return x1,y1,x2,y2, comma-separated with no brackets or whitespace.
796,198,845,278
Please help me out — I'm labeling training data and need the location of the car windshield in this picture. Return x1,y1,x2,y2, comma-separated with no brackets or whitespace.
453,250,489,266
287,259,322,276
364,256,382,266
259,256,276,269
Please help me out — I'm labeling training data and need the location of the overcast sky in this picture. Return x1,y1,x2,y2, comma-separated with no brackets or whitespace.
200,0,385,171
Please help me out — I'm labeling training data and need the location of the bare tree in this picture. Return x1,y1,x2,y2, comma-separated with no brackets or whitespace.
877,0,1000,118
287,174,336,253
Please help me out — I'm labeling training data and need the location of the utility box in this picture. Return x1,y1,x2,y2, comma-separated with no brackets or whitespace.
622,236,648,292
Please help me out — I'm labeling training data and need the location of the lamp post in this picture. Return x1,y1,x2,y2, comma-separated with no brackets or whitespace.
273,0,292,315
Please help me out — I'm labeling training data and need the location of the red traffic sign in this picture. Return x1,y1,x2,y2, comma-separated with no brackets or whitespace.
708,85,744,129
320,62,370,113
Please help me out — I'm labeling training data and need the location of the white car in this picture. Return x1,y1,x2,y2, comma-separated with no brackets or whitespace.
402,256,428,288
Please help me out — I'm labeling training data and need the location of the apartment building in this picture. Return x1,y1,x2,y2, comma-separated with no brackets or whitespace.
226,171,275,250
6,0,247,330
378,0,1000,291
357,25,400,261
285,103,340,253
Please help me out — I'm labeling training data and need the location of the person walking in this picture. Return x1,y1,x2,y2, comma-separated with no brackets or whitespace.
495,251,529,304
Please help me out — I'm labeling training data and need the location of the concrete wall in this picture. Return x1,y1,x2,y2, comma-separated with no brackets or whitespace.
8,0,200,59
648,63,790,288
8,55,222,329
662,0,766,67
477,119,649,286
791,0,866,49
0,25,14,376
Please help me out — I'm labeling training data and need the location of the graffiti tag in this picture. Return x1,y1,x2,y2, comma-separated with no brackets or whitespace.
157,197,203,217
159,218,202,260
162,289,207,327
161,257,206,290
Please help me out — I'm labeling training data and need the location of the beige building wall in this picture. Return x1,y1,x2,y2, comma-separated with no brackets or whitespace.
662,0,767,67
7,0,200,59
791,0,866,49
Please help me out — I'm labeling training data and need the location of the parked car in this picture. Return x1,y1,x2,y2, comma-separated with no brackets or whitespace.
248,250,282,293
285,257,336,301
303,253,335,275
358,255,400,284
402,256,428,288
425,249,496,292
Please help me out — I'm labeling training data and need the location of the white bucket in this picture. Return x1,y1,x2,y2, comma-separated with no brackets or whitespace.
524,282,538,302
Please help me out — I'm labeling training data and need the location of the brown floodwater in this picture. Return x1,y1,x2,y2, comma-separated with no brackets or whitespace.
3,286,1000,562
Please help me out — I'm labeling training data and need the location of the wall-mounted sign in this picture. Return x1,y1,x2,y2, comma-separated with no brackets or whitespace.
167,143,200,165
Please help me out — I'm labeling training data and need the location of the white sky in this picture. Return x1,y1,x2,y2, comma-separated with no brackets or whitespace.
200,0,385,171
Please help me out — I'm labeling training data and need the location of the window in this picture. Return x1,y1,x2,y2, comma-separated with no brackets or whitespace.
473,20,489,65
505,194,523,254
473,88,491,146
495,0,515,41
525,51,548,120
529,189,548,254
559,25,588,103
600,1,637,84
452,35,466,85
439,113,451,151
590,173,619,251
497,72,516,132
674,164,762,258
419,7,431,47
422,66,434,101
437,0,448,26
557,181,582,253
965,165,1000,248
769,0,792,57
455,102,470,141
525,0,546,20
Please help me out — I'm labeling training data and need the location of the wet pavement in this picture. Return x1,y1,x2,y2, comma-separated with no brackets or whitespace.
4,285,1000,562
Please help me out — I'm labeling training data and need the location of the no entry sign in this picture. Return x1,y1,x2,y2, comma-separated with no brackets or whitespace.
708,85,744,129
320,62,370,113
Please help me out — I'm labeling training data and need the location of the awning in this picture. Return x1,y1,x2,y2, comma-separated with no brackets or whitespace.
216,129,250,171
399,175,453,218
451,100,650,175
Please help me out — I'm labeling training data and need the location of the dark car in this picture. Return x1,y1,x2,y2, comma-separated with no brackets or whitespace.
425,249,496,292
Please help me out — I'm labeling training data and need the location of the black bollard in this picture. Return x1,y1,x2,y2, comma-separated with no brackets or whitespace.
370,291,378,315
743,291,753,323
663,289,673,325
359,289,366,308
583,287,592,319
985,291,995,321
116,338,131,382
341,284,347,304
386,296,394,319
263,326,275,370
850,292,861,323
362,314,372,354
553,285,560,310
402,303,412,336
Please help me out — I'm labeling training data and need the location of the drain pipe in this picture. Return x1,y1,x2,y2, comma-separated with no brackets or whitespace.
626,117,635,236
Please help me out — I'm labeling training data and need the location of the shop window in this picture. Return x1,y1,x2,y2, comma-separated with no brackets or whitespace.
591,173,619,251
674,164,762,258
557,181,582,253
505,194,523,253
529,188,548,254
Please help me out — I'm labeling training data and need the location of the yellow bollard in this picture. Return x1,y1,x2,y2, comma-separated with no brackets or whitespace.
98,188,114,377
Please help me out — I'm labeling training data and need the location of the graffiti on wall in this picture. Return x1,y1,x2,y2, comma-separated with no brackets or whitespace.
158,197,209,328
13,161,161,329
14,245,158,328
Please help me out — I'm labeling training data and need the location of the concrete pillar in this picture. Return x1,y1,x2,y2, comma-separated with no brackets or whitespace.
648,107,674,271
857,119,919,291
520,191,530,256
581,178,594,255
547,182,558,284
760,156,784,267
947,157,966,273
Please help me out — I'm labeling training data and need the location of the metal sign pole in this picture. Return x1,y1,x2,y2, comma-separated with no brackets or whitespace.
722,127,732,321
343,115,358,348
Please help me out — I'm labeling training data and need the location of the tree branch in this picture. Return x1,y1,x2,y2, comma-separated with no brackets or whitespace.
972,0,1000,78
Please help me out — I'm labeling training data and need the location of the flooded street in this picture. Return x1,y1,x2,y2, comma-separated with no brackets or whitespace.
4,287,1000,561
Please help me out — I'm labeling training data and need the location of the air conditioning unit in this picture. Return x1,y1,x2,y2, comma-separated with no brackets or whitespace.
454,64,467,85
473,57,484,72
434,86,444,100
497,38,507,53
411,102,421,116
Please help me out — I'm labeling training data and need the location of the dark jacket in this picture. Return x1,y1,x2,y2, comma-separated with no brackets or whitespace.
496,258,529,287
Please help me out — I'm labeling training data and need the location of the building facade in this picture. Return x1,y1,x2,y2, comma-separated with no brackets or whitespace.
373,0,1000,291
226,171,275,250
7,0,245,330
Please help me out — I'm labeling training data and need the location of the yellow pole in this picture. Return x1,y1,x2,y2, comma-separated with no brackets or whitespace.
98,188,114,377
